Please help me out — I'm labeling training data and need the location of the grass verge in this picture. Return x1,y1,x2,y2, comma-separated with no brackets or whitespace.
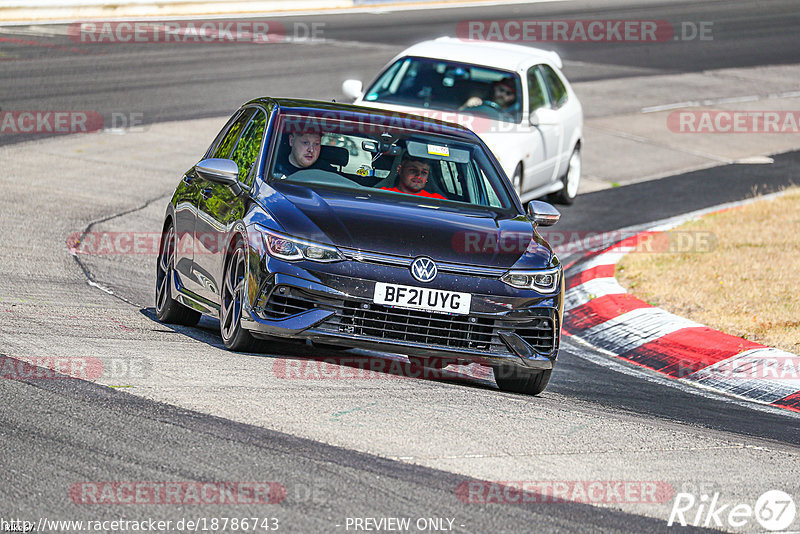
616,186,800,354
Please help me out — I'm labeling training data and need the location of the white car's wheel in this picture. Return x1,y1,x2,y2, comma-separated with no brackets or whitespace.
552,147,581,205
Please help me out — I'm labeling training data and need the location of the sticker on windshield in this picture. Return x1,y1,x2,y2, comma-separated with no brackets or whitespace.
427,144,450,157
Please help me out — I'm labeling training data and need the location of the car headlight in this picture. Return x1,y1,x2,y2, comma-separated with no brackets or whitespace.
262,229,344,263
500,268,560,293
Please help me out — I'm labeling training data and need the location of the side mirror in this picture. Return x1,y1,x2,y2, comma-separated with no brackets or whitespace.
342,79,364,101
195,158,242,195
529,107,559,127
527,200,560,226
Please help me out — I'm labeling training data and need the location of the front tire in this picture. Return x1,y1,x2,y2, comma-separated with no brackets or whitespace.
493,366,552,395
155,223,201,326
220,239,259,352
551,146,581,205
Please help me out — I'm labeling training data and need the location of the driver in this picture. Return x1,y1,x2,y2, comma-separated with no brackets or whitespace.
381,154,446,199
460,76,518,114
274,131,336,175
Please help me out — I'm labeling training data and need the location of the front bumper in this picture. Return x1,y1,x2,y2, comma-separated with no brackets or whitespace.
240,257,563,371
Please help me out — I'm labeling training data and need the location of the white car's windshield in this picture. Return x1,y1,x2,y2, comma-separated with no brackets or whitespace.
363,56,522,124
266,112,516,211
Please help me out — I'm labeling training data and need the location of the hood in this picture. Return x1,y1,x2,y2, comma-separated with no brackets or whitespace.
265,183,552,269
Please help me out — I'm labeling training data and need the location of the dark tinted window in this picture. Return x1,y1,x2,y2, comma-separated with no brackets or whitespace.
230,110,267,185
212,108,256,159
540,64,568,109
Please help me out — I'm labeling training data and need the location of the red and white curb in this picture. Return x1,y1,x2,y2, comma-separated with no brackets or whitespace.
563,224,800,414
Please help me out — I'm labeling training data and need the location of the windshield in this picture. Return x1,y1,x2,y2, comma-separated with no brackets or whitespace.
363,56,522,124
266,112,516,211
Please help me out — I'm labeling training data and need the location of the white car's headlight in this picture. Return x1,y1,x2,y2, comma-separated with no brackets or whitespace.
500,267,560,293
262,229,344,263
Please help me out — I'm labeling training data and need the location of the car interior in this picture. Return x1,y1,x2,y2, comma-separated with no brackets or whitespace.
368,57,519,119
268,121,511,209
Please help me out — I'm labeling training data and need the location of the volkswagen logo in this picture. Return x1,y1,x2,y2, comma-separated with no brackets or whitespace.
410,257,437,283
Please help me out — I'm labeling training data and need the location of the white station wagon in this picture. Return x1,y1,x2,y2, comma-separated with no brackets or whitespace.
343,37,583,204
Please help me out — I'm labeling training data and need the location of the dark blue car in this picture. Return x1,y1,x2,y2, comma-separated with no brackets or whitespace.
156,98,564,395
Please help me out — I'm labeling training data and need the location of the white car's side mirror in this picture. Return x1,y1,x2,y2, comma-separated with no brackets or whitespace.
342,79,364,101
529,108,559,127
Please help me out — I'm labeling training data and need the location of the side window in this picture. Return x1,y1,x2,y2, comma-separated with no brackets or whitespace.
540,64,568,109
205,111,241,158
230,110,267,185
212,108,256,160
477,167,502,208
526,66,550,113
439,160,463,197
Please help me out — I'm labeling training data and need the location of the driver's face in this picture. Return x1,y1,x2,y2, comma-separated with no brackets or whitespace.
493,83,516,107
397,160,431,193
289,133,321,168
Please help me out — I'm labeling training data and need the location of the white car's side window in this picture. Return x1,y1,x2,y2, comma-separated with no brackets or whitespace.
540,64,568,109
526,66,551,113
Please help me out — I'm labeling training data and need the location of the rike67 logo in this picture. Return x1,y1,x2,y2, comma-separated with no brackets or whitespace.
668,490,796,531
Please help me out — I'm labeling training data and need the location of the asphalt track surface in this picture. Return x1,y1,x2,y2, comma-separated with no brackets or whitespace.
2,1,800,532
2,0,800,144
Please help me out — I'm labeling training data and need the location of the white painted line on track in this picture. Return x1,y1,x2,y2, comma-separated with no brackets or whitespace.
641,90,800,113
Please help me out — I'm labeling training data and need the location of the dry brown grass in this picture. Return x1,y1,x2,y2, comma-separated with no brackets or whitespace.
616,186,800,354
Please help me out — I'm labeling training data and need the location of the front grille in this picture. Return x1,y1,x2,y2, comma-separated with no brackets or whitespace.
328,300,501,352
260,287,556,355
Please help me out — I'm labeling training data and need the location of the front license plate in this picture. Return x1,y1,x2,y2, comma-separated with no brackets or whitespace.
373,282,471,315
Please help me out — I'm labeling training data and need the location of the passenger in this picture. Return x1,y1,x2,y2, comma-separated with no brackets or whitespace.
381,154,446,199
275,131,336,175
460,76,519,115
